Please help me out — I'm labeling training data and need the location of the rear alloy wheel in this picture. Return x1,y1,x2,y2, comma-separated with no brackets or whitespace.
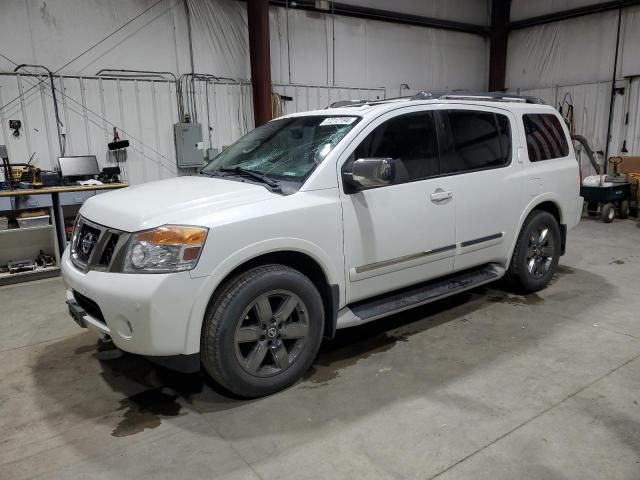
201,265,324,398
508,210,561,292
525,227,556,279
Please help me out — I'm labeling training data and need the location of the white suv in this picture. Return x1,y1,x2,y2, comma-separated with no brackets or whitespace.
62,93,582,397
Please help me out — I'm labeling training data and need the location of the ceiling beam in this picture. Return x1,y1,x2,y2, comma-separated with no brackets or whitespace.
510,0,640,30
267,1,489,36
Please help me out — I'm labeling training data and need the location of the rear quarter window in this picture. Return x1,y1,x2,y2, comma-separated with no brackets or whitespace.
523,113,569,162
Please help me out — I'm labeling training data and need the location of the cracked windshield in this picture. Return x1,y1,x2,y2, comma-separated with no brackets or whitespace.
202,115,361,184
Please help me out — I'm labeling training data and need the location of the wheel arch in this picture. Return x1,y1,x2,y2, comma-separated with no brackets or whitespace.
186,245,341,355
508,196,565,265
530,200,561,224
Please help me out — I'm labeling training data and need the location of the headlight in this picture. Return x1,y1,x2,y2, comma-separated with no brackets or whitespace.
123,225,208,273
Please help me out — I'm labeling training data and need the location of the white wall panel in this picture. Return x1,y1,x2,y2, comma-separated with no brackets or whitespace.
620,6,640,77
187,0,250,79
506,11,618,90
270,7,489,94
0,0,188,75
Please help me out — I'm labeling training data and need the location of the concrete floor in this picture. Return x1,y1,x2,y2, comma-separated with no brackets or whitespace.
2,218,640,480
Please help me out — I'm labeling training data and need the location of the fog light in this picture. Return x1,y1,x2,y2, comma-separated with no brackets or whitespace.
114,316,133,339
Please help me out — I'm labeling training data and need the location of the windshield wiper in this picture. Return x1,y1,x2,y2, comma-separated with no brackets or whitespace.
218,167,281,190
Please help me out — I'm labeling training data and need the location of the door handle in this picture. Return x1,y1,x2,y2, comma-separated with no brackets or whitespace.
430,189,453,203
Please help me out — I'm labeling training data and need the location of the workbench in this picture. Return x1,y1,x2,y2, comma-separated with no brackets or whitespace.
0,183,127,285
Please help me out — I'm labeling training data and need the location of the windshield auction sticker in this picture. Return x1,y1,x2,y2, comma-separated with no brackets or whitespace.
320,117,358,126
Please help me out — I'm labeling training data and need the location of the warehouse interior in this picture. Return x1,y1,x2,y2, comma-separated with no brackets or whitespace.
2,0,640,478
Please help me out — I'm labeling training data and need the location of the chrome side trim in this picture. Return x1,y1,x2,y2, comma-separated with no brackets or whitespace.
460,232,503,248
458,232,505,255
349,233,504,282
354,244,456,274
350,244,456,282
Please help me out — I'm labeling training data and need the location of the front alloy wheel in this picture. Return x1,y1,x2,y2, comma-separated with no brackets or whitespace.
234,290,309,377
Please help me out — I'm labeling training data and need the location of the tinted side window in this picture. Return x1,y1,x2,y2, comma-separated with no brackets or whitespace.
523,114,569,161
353,111,439,183
440,110,511,174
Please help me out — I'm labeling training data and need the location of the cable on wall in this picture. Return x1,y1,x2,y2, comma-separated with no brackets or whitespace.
12,63,65,156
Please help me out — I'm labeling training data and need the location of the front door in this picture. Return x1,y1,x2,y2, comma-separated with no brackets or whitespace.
339,108,456,303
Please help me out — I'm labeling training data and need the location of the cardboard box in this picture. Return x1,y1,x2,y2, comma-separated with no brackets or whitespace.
609,156,640,175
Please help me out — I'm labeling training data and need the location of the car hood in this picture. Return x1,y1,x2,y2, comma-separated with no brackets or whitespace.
80,176,277,232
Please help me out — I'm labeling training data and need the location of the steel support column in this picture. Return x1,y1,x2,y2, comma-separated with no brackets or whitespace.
248,0,272,126
489,0,511,92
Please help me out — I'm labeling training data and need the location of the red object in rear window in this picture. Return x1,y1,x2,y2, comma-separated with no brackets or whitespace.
523,114,569,162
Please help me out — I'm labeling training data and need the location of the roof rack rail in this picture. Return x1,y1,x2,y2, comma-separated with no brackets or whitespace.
328,99,369,108
327,96,411,109
326,91,545,109
410,91,544,104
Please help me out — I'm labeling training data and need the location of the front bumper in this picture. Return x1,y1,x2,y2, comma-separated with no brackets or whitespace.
61,248,205,356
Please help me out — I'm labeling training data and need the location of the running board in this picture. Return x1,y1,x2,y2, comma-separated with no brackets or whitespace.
337,264,505,329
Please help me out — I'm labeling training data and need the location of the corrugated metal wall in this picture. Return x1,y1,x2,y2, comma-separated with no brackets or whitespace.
0,73,385,185
0,73,183,183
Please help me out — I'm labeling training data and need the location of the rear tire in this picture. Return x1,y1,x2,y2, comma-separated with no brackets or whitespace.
586,201,599,217
601,203,615,223
618,200,630,219
201,265,324,398
507,210,561,293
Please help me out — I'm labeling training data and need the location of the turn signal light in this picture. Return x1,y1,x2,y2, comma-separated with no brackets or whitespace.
135,226,207,245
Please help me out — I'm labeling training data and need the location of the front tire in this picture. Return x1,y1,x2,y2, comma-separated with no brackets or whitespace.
201,265,324,398
507,210,561,292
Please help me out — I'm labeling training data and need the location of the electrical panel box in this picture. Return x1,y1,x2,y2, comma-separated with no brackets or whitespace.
174,123,204,168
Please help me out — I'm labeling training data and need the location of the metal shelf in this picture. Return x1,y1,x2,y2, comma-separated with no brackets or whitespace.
0,225,53,235
0,265,60,286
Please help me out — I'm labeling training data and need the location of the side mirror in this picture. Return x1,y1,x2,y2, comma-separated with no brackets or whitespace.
344,158,395,189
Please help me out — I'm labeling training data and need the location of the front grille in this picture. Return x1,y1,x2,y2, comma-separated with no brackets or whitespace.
70,216,127,272
75,224,100,264
99,233,119,266
73,290,105,323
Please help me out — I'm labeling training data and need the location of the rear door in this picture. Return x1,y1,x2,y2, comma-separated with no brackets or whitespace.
435,106,524,271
